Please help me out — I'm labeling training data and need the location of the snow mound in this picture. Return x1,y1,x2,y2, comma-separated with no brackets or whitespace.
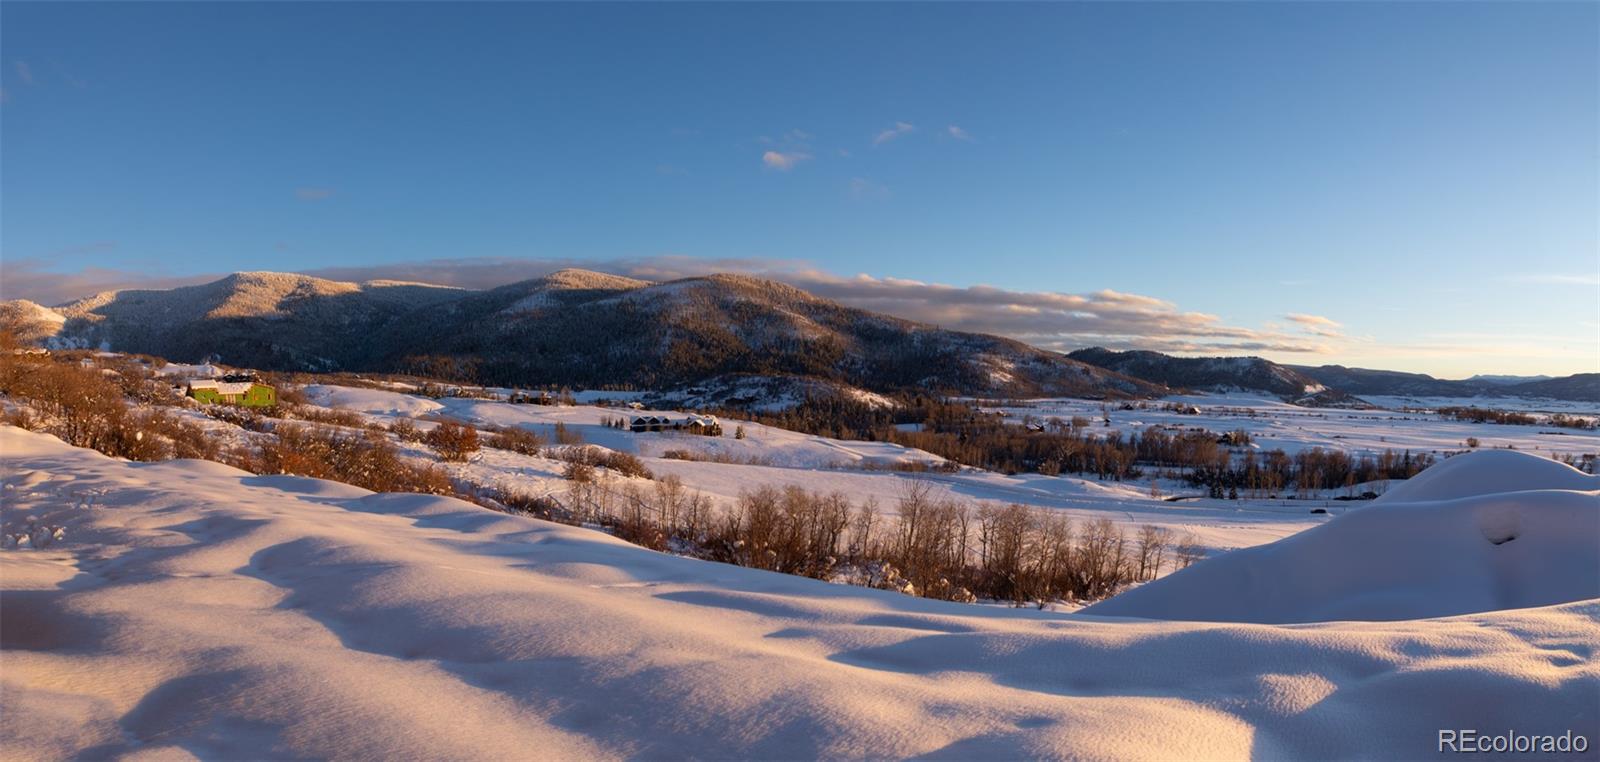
1085,451,1599,624
302,384,444,418
3,426,1598,759
1377,449,1599,503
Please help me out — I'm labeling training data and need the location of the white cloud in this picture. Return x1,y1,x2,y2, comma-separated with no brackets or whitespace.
1285,313,1344,337
873,121,915,145
761,151,810,171
785,273,1340,354
14,61,34,86
947,125,972,141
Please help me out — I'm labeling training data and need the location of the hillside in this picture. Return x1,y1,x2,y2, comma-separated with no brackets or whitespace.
1067,347,1364,406
7,270,1159,400
1292,364,1600,403
5,425,1596,759
1068,349,1597,405
38,273,464,370
1289,364,1483,397
1505,373,1600,403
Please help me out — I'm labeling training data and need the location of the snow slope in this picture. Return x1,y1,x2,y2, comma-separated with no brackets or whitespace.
302,384,1326,555
1084,450,1600,624
3,426,1597,759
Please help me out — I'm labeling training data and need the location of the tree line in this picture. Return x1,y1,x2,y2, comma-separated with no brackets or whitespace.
486,472,1203,607
712,393,1438,491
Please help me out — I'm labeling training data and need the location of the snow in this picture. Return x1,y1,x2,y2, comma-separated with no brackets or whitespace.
1084,450,1599,624
1361,394,1600,416
291,384,1326,556
986,392,1599,460
302,383,446,418
153,361,225,378
1378,448,1599,503
186,379,256,395
3,425,1597,758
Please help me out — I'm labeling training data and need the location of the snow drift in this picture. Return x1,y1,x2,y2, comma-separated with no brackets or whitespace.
3,428,1596,759
1084,450,1600,624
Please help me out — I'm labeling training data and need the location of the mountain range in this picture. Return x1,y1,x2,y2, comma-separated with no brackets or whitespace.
4,270,1594,405
0,270,1158,400
1065,349,1596,404
1064,348,1362,406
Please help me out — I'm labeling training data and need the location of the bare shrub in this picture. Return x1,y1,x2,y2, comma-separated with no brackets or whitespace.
486,426,543,456
658,448,773,466
424,420,480,462
388,418,425,442
135,409,221,461
553,445,652,480
256,424,451,494
563,460,594,483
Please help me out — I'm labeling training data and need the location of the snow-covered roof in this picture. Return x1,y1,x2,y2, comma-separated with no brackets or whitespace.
189,380,257,395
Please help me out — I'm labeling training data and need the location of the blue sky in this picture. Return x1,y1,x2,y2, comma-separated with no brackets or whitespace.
2,2,1596,377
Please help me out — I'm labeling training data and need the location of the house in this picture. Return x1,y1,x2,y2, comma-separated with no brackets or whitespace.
187,378,276,407
681,415,722,436
629,414,723,436
630,416,668,433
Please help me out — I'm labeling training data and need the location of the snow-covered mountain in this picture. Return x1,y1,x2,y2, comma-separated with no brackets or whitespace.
3,270,1160,400
1066,347,1365,406
1292,364,1600,403
1470,374,1555,385
1065,348,1598,404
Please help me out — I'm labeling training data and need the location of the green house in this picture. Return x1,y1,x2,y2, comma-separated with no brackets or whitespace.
187,379,276,407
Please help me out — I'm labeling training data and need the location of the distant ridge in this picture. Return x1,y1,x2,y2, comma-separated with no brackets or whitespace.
1289,364,1600,403
6,270,1594,404
3,269,1160,400
1066,347,1366,406
1069,348,1597,405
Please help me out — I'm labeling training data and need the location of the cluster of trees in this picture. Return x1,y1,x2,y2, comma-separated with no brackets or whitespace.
710,393,974,441
1434,406,1600,432
1547,413,1598,431
1438,406,1538,426
494,474,1203,606
1185,446,1435,497
506,389,577,405
1437,406,1596,433
718,393,1450,493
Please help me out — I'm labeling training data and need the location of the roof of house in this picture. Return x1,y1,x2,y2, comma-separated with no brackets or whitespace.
189,380,259,395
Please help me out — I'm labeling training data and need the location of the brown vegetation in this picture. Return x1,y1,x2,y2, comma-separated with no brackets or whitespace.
486,425,544,456
423,420,481,462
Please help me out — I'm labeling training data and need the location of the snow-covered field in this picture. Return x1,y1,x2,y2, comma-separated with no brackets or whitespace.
303,384,1329,556
984,393,1599,461
3,425,1596,759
